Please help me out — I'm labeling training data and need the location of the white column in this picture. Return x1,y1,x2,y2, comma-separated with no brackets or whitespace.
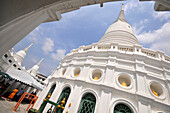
43,81,63,113
97,89,111,113
24,85,30,92
36,89,42,97
138,98,151,113
28,87,34,94
104,67,115,85
64,66,72,78
136,72,148,95
25,86,32,93
34,82,55,109
0,10,49,57
18,83,24,90
68,82,83,113
81,64,90,80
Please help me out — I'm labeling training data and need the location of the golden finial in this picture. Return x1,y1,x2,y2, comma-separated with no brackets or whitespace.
121,3,124,10
121,80,127,87
66,110,69,113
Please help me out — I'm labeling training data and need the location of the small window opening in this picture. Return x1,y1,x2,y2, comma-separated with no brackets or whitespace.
4,54,8,58
13,64,17,67
8,59,12,63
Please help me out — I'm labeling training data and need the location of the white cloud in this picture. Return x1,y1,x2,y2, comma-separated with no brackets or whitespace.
124,0,138,13
132,19,148,35
124,0,154,14
137,22,170,55
151,41,170,55
42,38,54,54
27,26,42,43
153,12,170,21
32,58,38,64
51,49,66,61
28,36,37,43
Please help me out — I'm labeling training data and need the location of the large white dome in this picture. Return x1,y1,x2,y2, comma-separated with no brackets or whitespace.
105,20,134,35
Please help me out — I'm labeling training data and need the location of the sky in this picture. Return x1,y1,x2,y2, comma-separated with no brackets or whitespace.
13,0,170,76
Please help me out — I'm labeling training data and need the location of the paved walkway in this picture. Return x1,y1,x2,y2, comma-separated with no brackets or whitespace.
0,98,29,113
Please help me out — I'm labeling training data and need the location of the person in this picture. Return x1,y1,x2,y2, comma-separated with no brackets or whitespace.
8,88,18,100
15,88,24,101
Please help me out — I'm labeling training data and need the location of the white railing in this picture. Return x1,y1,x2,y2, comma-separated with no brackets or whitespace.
141,49,156,58
68,43,170,63
98,46,110,50
118,47,133,52
83,46,92,51
165,55,170,62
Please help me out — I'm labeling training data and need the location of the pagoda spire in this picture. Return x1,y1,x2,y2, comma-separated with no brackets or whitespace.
14,43,34,64
115,3,127,23
28,58,44,76
37,58,44,66
23,43,34,52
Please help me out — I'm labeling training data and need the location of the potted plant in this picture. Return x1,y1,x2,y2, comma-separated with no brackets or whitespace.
28,108,39,113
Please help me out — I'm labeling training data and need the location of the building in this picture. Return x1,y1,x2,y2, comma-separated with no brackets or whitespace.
140,0,170,11
35,73,48,86
0,43,46,96
34,4,170,113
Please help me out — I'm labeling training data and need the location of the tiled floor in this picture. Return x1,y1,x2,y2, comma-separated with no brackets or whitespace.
0,98,29,113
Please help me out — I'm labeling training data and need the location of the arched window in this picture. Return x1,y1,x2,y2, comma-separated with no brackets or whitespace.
54,87,71,113
78,93,96,113
114,104,132,113
39,84,56,113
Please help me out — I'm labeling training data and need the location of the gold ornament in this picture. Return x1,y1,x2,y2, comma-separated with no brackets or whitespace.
121,80,127,87
47,93,51,99
75,73,79,76
69,103,72,107
61,98,66,105
152,89,159,96
94,76,99,80
57,105,61,108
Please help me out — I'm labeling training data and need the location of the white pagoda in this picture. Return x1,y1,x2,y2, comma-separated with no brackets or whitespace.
34,4,170,113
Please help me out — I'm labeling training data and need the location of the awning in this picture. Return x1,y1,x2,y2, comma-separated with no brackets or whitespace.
6,68,43,90
0,72,13,80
